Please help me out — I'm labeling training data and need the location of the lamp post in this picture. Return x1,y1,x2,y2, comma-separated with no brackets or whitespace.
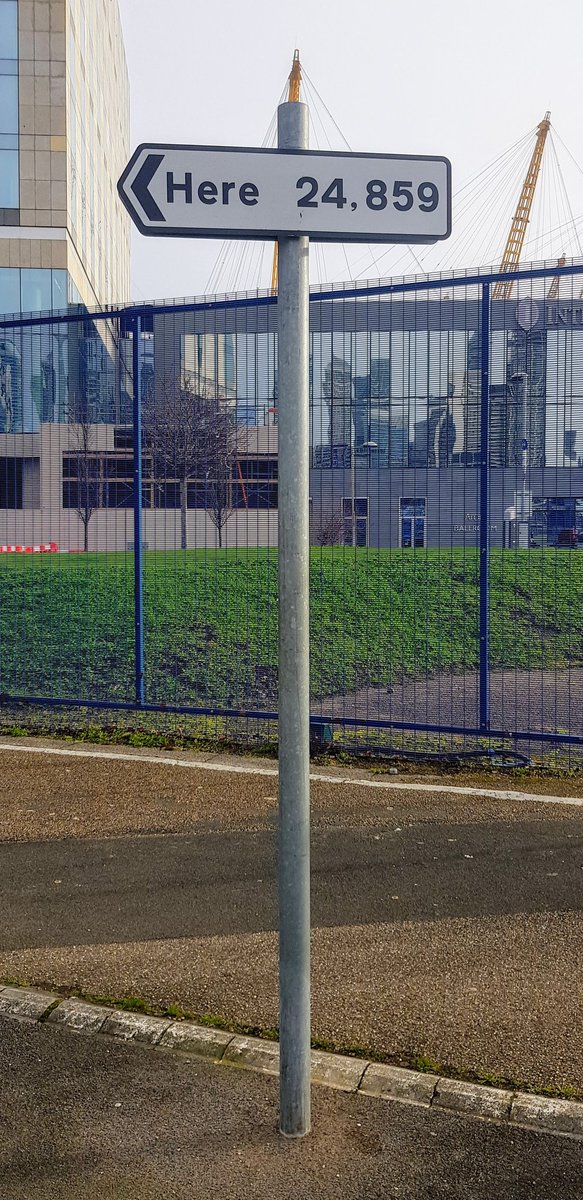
511,371,529,490
511,371,531,546
350,440,378,546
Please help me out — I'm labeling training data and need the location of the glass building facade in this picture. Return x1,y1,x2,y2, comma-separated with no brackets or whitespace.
0,1,19,211
0,0,129,319
1,277,583,548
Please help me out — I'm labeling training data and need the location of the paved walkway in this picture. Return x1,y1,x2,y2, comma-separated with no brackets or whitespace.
1,1016,582,1200
320,667,583,754
1,740,582,1097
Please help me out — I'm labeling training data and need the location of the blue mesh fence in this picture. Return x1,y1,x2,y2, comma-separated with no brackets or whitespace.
0,262,582,764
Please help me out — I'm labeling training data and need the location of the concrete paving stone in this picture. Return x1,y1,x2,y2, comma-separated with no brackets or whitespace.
47,997,111,1034
511,1092,583,1138
310,1049,368,1092
101,1009,170,1046
0,986,58,1022
433,1077,513,1121
159,1020,234,1061
222,1034,280,1075
360,1062,438,1106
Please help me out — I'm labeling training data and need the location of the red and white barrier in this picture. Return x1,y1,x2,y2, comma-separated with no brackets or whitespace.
0,542,58,554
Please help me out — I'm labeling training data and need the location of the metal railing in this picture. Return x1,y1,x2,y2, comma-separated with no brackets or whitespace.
1,261,582,763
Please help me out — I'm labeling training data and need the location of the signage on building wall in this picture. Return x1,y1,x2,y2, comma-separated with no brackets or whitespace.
546,302,583,327
118,144,451,243
516,299,540,331
513,298,583,330
452,511,498,533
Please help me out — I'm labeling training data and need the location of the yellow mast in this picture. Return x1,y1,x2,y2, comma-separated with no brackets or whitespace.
547,254,566,300
270,50,302,293
492,111,551,300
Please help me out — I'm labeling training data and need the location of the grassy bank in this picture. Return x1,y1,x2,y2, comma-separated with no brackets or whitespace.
0,548,581,708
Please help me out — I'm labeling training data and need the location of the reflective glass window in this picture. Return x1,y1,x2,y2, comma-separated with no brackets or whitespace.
0,75,18,132
0,2,17,60
52,270,68,312
21,269,53,314
0,148,18,206
0,267,19,314
400,498,426,518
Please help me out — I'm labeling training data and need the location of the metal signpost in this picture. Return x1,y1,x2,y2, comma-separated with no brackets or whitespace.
119,115,451,1140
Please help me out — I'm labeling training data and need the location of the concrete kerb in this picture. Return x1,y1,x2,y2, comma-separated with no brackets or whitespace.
2,986,582,1141
0,985,61,1022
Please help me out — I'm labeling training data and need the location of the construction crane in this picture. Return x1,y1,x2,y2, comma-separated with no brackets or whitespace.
270,50,302,293
492,111,551,300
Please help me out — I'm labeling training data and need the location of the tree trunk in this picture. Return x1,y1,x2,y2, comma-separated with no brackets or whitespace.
217,521,222,549
83,515,89,553
180,477,188,551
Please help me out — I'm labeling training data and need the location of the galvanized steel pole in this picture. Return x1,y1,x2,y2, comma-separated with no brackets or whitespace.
277,99,311,1139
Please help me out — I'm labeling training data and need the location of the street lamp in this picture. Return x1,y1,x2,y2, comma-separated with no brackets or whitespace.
511,371,531,546
511,370,529,502
351,440,378,547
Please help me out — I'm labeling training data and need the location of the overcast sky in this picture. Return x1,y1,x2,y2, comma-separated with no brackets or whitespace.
118,0,583,303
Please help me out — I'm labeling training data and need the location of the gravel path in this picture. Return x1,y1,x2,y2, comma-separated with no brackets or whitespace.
319,667,583,750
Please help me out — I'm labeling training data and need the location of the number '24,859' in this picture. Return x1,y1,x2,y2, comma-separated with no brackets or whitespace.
296,176,439,213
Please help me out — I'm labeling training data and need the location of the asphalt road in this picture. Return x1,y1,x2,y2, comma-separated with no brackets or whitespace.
1,815,582,945
1,1016,582,1200
0,742,582,1097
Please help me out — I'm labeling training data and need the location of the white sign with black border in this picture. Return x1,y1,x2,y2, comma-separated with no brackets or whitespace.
118,144,451,244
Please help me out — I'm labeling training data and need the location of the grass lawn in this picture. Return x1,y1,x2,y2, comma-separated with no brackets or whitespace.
0,548,581,709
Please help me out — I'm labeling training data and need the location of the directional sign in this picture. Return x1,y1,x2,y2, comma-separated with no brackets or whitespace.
118,144,451,244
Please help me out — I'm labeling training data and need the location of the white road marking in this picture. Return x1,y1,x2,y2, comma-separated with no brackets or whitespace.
0,741,582,808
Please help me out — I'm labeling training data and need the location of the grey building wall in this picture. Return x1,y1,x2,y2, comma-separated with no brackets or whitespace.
310,466,583,549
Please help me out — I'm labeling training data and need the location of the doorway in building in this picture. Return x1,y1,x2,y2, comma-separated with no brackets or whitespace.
400,497,426,548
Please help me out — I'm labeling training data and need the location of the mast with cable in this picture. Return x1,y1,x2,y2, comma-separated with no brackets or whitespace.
492,111,551,300
547,254,566,300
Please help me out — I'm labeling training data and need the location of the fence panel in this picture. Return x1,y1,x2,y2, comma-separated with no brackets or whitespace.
0,263,581,763
308,277,485,757
0,312,136,712
485,271,583,758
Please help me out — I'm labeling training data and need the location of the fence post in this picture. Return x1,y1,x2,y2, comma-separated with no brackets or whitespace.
132,314,145,706
479,284,490,732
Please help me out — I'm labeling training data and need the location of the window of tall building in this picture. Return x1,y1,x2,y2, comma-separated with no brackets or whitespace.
0,0,18,209
0,268,69,318
0,267,19,314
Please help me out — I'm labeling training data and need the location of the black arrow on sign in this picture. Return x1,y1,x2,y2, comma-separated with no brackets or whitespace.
132,153,165,222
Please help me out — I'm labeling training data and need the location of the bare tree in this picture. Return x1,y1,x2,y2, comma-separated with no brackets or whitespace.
67,395,97,553
143,381,238,550
205,450,234,549
312,509,344,546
